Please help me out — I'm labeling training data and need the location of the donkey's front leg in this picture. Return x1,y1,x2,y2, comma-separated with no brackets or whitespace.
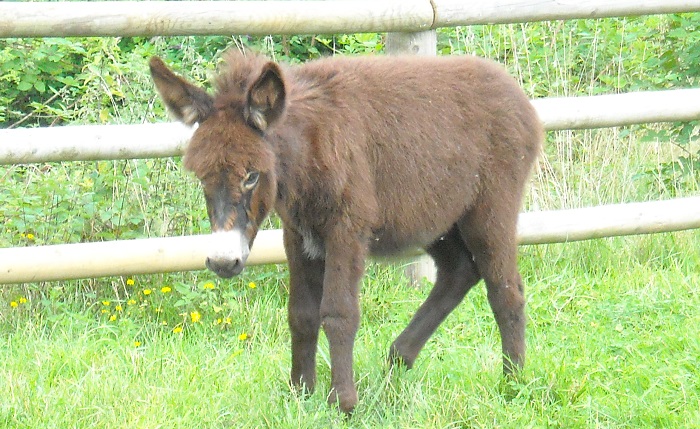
321,235,367,414
285,228,325,394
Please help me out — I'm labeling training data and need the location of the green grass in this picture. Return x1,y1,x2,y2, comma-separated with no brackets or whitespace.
1,232,699,428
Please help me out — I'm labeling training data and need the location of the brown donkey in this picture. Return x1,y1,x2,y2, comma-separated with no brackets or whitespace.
150,50,542,413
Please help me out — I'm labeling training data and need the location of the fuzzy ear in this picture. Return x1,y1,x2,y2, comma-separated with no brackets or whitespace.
246,62,286,133
149,56,214,126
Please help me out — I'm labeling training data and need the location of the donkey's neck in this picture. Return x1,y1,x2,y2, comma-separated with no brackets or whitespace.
269,119,317,206
270,72,339,200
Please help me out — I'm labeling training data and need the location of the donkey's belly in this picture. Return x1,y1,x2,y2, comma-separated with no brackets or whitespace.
368,227,444,257
368,184,474,257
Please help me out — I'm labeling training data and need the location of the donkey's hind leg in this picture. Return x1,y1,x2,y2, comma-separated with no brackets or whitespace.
389,227,481,369
458,206,525,375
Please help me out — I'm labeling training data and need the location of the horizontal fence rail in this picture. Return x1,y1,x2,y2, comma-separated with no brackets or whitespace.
3,88,700,165
530,88,700,131
434,0,700,27
516,197,700,245
0,0,433,38
0,230,286,284
2,197,699,284
1,0,700,38
0,123,195,165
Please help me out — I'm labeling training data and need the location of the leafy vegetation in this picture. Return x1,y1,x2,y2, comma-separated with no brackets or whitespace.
1,14,699,428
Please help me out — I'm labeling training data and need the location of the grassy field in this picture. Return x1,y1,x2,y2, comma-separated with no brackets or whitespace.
1,233,698,428
2,17,700,428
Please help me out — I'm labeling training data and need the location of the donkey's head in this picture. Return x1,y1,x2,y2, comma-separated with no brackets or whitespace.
150,53,285,277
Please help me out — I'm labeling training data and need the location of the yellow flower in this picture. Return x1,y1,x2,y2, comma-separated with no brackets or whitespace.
18,297,27,304
26,233,35,240
102,301,110,306
127,299,136,306
133,341,142,347
172,326,183,334
143,289,152,296
101,309,109,314
109,314,117,321
190,311,201,323
203,282,215,290
160,286,172,293
238,332,248,341
248,281,257,289
10,301,18,308
225,317,232,325
126,278,135,286
215,318,223,325
115,305,123,312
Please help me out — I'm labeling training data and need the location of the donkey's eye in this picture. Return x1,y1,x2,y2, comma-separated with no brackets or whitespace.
242,171,260,190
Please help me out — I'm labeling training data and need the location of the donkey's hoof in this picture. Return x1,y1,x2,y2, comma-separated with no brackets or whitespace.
289,377,315,398
388,343,414,369
328,386,358,414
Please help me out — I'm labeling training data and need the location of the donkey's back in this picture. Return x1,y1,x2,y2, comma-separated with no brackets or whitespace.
284,55,541,255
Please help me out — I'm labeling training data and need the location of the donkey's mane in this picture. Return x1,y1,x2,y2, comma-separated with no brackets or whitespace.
213,50,345,113
213,49,271,101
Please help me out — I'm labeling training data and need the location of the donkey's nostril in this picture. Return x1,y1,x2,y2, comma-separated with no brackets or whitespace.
206,256,245,278
229,257,245,277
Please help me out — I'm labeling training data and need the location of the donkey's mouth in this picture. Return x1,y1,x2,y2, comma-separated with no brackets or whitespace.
206,230,251,278
206,256,245,278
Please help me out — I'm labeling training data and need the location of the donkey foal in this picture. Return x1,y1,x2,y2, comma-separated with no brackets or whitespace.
150,50,542,413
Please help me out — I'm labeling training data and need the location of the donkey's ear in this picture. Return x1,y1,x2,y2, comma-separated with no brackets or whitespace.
149,56,214,126
246,62,286,133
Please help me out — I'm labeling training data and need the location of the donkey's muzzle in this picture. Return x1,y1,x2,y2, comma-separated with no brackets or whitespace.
206,229,251,278
206,256,245,278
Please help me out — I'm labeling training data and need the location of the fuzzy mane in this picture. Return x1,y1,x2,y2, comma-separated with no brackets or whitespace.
213,49,272,100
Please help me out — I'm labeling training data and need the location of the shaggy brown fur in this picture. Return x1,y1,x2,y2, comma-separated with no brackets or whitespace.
150,50,542,414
